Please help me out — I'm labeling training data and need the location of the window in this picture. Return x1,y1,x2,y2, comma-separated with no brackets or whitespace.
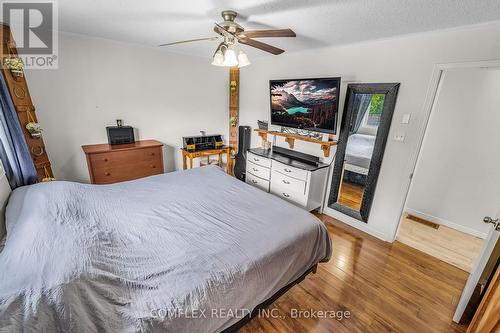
362,94,385,128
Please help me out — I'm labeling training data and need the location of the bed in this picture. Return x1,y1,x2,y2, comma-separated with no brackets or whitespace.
0,165,331,332
344,133,376,175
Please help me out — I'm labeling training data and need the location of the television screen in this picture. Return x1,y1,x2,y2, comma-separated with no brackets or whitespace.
270,77,341,134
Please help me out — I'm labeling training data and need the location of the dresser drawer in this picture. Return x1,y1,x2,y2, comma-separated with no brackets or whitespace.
272,160,308,181
92,159,162,184
247,160,271,180
271,170,306,195
270,179,307,207
246,172,270,192
89,147,160,169
247,152,271,169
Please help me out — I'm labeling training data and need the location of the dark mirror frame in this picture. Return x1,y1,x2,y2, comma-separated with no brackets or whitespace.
328,83,400,222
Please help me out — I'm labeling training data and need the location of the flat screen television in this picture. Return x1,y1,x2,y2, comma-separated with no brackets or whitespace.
270,77,341,134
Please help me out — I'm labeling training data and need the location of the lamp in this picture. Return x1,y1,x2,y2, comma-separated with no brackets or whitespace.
211,49,224,66
237,50,250,68
212,43,250,67
222,45,238,67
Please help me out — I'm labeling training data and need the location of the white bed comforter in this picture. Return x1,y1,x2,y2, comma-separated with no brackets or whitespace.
0,166,331,332
345,133,376,170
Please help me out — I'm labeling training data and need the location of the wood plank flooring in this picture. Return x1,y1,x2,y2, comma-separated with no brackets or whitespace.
239,214,469,333
397,215,484,272
338,181,364,211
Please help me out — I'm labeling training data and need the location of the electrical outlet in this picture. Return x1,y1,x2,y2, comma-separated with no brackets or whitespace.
394,134,405,142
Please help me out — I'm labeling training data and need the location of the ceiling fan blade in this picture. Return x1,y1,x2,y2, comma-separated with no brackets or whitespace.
238,29,296,38
239,38,284,55
158,37,219,47
214,22,235,38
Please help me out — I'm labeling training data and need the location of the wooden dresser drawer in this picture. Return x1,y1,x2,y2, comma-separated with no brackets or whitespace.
272,160,308,181
92,159,162,184
89,147,160,169
247,160,271,180
83,140,164,184
247,152,271,169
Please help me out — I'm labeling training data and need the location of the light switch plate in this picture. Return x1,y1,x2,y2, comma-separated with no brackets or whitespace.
402,113,411,124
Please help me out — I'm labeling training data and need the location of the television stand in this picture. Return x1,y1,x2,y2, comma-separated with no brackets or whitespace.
245,147,329,211
254,129,337,157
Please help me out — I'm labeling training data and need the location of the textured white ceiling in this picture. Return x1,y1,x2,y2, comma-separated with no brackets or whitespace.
58,0,500,59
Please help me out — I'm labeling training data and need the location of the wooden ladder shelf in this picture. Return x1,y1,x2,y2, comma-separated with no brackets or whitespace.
255,129,337,157
0,24,54,181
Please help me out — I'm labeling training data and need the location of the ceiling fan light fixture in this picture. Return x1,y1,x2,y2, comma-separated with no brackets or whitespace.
237,50,250,68
211,49,224,66
222,46,238,67
161,10,295,67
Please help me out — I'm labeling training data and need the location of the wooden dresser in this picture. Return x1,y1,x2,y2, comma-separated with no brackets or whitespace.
82,140,164,184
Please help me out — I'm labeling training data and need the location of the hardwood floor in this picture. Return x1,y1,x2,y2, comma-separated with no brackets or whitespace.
239,214,469,333
397,214,484,272
337,181,364,211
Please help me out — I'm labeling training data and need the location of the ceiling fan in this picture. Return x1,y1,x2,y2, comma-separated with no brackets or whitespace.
159,10,296,67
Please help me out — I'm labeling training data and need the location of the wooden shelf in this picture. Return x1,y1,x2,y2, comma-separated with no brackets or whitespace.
255,129,337,157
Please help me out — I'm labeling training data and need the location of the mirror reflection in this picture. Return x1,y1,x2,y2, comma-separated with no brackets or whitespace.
337,93,385,212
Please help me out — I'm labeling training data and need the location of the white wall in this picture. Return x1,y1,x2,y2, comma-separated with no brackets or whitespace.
406,68,500,238
26,32,228,182
239,22,500,241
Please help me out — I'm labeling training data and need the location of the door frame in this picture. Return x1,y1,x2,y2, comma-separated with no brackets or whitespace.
389,59,500,323
391,59,500,242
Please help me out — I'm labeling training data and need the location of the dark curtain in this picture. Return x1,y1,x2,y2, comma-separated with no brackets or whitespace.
351,94,372,133
0,74,37,188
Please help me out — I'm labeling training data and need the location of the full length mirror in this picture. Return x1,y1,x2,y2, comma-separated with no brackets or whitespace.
328,83,400,222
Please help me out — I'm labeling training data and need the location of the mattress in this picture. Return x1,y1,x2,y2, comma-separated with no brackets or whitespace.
345,133,376,171
0,166,331,332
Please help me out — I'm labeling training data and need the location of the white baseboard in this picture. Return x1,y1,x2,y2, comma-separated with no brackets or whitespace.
405,208,487,239
323,207,391,242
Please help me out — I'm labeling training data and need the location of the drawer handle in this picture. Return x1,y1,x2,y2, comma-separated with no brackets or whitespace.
252,167,258,171
151,152,155,156
284,168,292,173
251,180,258,184
253,157,260,162
103,158,108,162
151,165,156,168
105,172,111,176
282,193,290,198
282,179,290,185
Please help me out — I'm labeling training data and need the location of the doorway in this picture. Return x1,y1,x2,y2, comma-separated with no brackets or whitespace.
397,65,499,269
395,61,500,327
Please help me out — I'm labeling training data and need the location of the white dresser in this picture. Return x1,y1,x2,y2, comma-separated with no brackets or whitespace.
246,148,329,211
